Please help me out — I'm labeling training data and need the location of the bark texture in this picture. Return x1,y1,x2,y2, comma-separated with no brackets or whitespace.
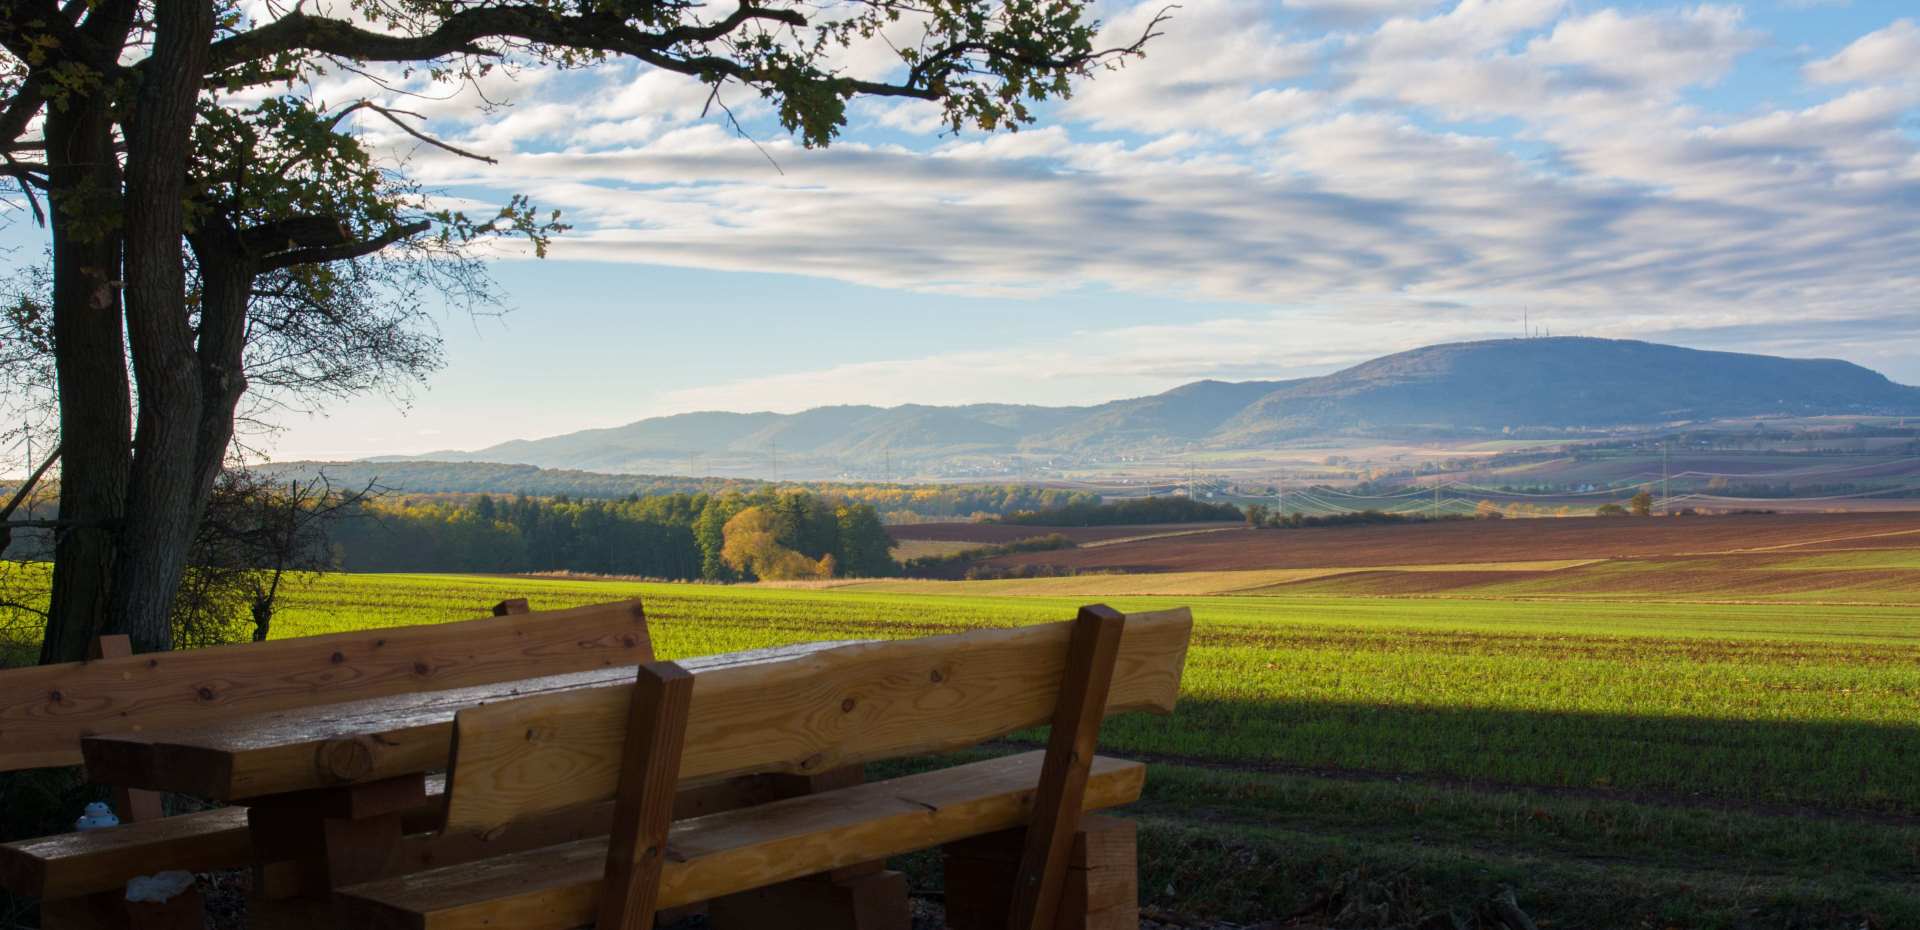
107,0,217,652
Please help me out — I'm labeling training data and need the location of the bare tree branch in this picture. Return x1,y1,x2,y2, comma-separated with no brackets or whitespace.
260,219,432,270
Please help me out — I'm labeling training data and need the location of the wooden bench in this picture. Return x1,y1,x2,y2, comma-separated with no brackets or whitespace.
0,598,649,926
336,603,1193,930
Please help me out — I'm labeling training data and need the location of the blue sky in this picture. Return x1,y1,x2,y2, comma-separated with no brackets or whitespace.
14,0,1920,462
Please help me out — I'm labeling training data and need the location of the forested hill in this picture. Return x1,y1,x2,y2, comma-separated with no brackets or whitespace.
373,338,1920,478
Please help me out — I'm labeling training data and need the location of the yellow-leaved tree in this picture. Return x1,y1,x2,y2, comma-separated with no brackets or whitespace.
720,508,834,581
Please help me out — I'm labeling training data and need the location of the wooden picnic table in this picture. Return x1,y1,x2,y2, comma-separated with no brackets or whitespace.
80,640,857,801
76,640,861,928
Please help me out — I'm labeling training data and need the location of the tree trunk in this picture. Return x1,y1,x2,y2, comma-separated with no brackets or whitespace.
185,223,253,541
39,99,132,665
106,0,215,652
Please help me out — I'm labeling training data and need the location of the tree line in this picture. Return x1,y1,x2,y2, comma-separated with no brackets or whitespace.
327,489,899,582
251,462,1107,522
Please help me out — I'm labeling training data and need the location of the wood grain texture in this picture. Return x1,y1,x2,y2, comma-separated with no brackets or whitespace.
0,775,449,900
15,600,651,775
82,639,854,801
0,805,250,900
441,608,1190,835
597,663,694,930
1008,605,1125,930
335,752,1146,930
87,635,165,823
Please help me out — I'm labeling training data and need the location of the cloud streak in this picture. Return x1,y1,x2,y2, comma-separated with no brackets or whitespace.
322,0,1920,418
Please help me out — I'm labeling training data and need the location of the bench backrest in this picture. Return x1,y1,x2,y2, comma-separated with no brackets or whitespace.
0,599,652,772
440,606,1191,836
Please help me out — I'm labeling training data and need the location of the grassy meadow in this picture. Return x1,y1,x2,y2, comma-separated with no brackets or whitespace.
4,562,1918,926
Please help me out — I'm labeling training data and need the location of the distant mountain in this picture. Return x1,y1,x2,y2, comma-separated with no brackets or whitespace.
381,338,1920,478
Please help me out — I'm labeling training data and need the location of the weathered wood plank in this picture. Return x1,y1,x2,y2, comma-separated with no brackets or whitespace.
597,663,694,930
1008,605,1125,930
87,635,166,823
441,608,1190,835
81,640,860,800
0,775,449,900
336,752,1147,930
13,600,651,774
0,806,251,901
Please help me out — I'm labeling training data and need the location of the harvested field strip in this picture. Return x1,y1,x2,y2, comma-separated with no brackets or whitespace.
885,521,1235,545
846,568,1349,596
886,538,981,560
1077,525,1242,548
1772,548,1920,570
846,560,1601,597
978,511,1920,574
1706,525,1920,553
1271,555,1920,605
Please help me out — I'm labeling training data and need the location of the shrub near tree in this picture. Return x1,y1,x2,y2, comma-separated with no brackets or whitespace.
1630,491,1655,516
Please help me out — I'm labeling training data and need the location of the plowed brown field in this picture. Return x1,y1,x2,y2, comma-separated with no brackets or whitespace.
980,511,1920,573
887,521,1236,545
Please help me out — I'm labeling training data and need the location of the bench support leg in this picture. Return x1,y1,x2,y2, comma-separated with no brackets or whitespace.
598,661,695,930
707,765,911,930
1007,605,1126,930
244,773,425,928
943,816,1139,930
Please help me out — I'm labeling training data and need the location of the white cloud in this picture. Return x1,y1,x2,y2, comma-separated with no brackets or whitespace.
1067,0,1327,137
1527,6,1757,93
1806,19,1920,85
297,1,1920,416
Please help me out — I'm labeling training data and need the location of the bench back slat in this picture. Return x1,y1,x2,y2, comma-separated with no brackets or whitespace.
441,606,1191,836
0,599,652,772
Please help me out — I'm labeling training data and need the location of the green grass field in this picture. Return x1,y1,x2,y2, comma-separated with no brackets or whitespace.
6,565,1918,926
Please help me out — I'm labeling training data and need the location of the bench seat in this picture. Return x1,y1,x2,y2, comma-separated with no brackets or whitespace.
0,775,449,901
337,751,1146,930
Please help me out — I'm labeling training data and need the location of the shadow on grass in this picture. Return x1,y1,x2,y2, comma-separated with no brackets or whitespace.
1095,694,1920,815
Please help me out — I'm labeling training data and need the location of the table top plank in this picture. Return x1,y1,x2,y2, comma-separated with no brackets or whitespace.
80,641,860,801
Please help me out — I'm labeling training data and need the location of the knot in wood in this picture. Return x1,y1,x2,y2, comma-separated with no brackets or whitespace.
412,661,431,676
321,738,375,781
47,689,62,703
330,651,346,664
929,669,944,683
841,697,857,713
196,686,217,701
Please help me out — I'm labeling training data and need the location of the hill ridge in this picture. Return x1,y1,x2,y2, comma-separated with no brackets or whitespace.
379,337,1920,477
